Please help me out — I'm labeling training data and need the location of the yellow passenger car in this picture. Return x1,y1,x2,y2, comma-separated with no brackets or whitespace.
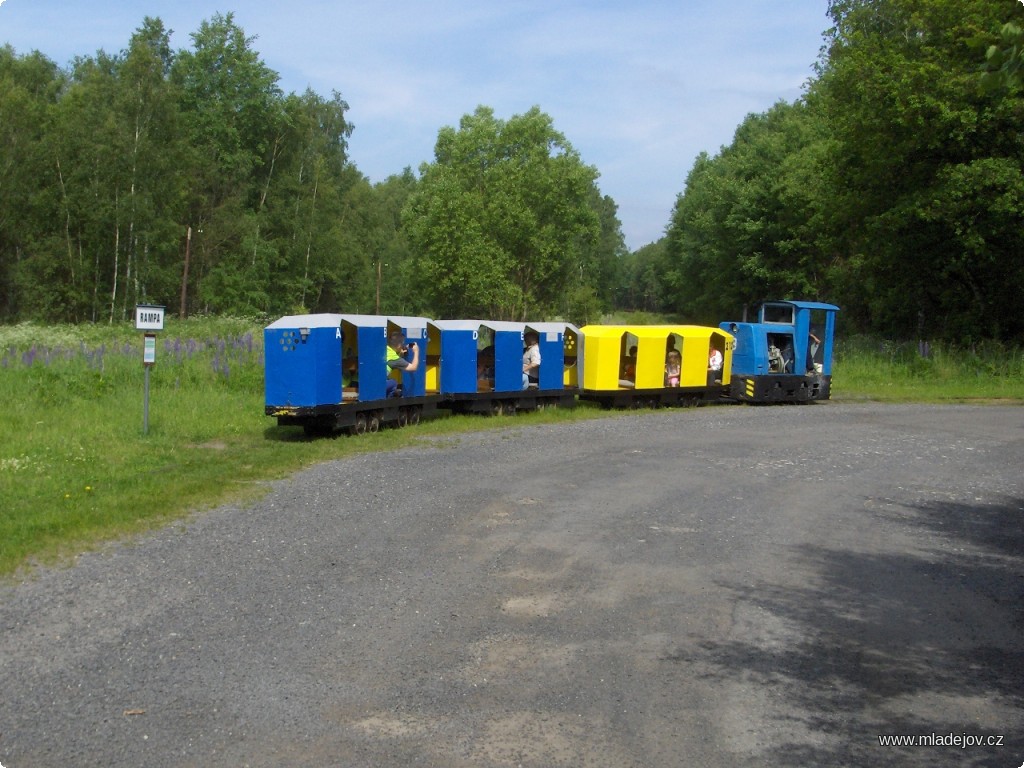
577,324,733,407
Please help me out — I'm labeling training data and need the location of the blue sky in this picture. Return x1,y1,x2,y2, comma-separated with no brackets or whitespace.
0,0,830,250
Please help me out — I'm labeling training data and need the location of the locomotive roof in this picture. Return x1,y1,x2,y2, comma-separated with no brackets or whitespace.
773,300,841,311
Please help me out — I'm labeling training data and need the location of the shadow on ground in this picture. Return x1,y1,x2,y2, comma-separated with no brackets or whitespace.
667,495,1024,767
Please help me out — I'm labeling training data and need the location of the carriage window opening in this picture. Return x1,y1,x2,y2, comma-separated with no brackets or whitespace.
475,326,495,390
341,326,360,394
619,333,638,388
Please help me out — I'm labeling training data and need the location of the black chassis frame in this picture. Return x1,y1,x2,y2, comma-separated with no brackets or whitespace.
438,387,577,415
729,374,832,403
577,385,727,410
267,394,442,432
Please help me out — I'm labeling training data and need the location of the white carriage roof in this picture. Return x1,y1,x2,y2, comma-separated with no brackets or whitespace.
265,313,342,329
266,313,431,331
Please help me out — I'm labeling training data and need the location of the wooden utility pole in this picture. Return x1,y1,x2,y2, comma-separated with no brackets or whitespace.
179,225,192,319
375,259,382,314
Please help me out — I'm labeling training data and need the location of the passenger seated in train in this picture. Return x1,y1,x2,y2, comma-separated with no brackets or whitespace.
342,353,359,398
619,345,637,388
806,331,821,373
477,345,495,389
707,345,723,386
708,346,723,373
522,332,541,389
386,332,420,396
665,350,681,387
341,339,359,394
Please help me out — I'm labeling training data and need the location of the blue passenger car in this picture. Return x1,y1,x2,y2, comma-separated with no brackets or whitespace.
265,313,439,435
265,313,345,410
432,319,576,415
720,300,839,402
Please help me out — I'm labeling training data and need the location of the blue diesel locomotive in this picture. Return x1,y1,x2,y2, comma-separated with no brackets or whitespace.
721,300,839,403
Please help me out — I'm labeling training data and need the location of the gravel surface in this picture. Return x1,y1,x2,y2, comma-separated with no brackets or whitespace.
1,403,1022,767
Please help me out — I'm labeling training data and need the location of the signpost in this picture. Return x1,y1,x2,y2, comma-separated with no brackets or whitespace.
135,305,165,435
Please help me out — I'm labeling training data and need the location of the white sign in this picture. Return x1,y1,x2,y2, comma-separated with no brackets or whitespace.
135,304,165,330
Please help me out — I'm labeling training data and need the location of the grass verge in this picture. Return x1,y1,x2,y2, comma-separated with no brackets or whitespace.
833,336,1024,402
0,318,614,579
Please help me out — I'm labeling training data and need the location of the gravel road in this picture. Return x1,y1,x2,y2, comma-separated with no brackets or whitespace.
1,403,1022,768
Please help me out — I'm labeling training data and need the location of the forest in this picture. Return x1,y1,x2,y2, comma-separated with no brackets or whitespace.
1,0,1022,342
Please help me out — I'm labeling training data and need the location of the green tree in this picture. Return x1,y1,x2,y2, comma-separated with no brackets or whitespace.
19,19,187,324
42,50,125,322
111,18,186,319
260,88,354,315
172,12,286,316
0,47,64,320
616,239,666,312
977,21,1024,90
579,190,627,321
663,101,833,323
814,0,1024,340
403,106,601,321
373,168,424,315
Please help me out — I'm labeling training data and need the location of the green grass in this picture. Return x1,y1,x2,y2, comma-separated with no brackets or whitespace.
1,320,1021,580
833,336,1024,402
0,317,612,579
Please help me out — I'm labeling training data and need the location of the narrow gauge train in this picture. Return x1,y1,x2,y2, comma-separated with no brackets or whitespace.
264,300,839,436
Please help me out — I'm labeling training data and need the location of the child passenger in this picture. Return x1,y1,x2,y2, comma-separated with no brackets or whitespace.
665,350,681,387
